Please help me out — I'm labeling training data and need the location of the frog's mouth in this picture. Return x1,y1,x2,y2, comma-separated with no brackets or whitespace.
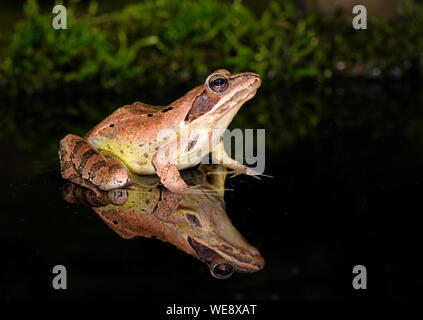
187,236,263,279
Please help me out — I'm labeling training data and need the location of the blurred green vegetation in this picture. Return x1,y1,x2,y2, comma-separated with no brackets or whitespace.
0,0,327,94
2,0,423,94
0,0,423,173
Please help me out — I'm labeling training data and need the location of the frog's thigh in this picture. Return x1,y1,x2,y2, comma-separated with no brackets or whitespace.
59,135,90,187
152,148,188,193
59,134,129,190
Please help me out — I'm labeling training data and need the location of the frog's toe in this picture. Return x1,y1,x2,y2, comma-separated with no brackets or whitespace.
163,180,189,193
229,167,273,179
177,185,208,195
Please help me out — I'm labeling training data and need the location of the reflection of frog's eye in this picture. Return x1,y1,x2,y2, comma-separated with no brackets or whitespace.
211,261,234,279
206,74,229,94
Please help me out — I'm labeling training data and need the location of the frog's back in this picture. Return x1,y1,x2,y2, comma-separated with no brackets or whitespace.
84,102,167,175
85,102,161,140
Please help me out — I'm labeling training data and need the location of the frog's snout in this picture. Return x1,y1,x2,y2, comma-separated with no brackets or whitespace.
243,72,262,90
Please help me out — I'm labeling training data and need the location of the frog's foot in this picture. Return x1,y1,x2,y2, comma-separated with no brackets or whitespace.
153,188,183,222
155,163,188,193
152,152,190,193
211,142,272,180
59,134,130,191
62,183,128,207
180,185,218,195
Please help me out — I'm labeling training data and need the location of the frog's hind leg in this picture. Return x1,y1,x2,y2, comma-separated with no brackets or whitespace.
59,134,130,190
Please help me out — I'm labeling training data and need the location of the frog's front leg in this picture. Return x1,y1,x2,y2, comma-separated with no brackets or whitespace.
59,134,130,190
152,147,189,193
211,141,263,178
153,188,183,222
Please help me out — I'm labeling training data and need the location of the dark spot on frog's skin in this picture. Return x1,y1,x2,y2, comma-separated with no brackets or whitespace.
147,113,153,117
155,147,159,151
186,213,201,227
144,153,149,158
109,124,115,127
120,150,124,154
137,161,147,166
112,220,118,225
218,244,234,252
187,135,199,152
145,199,151,205
161,107,173,113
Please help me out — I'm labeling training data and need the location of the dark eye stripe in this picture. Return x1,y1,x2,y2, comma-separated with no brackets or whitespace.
184,91,220,122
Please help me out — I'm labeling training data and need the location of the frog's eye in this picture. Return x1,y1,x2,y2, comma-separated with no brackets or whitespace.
206,73,229,95
210,261,234,279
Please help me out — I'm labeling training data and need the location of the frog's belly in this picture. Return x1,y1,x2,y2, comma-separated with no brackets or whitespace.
171,148,207,171
125,148,204,175
93,138,206,175
127,158,156,175
91,138,157,175
127,156,201,175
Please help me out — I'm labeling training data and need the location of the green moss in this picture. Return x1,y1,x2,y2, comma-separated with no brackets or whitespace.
2,0,422,94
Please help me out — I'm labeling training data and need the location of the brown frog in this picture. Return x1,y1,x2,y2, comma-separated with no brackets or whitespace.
63,165,265,279
59,69,262,193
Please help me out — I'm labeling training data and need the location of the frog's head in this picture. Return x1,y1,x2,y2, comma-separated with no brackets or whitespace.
169,183,264,279
161,166,264,279
184,69,262,126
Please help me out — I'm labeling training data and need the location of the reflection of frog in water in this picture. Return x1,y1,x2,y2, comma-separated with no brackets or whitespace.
59,69,263,194
63,165,264,279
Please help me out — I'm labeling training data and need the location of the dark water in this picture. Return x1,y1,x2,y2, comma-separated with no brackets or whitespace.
1,78,423,300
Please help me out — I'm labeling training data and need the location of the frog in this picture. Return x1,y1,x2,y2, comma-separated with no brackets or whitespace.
59,69,262,193
62,165,265,279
